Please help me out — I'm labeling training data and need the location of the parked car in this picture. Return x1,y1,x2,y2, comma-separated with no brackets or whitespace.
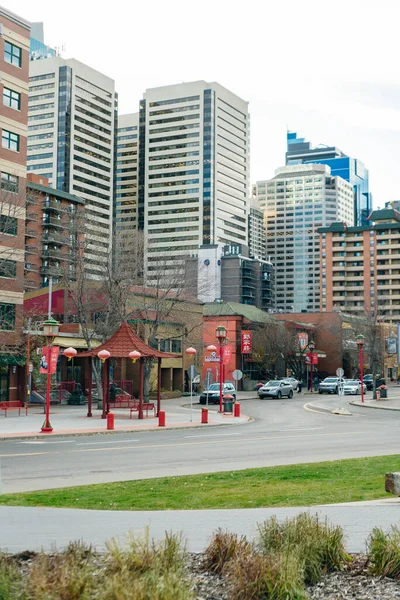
281,377,300,391
258,380,293,399
363,374,385,391
199,383,236,405
318,377,340,394
343,379,367,395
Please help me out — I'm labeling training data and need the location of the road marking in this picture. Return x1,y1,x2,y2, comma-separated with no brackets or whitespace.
0,431,366,459
76,439,139,446
18,440,75,445
184,432,243,438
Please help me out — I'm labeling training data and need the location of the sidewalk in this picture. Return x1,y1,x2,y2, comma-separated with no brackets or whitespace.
0,402,250,440
350,397,400,411
0,499,398,554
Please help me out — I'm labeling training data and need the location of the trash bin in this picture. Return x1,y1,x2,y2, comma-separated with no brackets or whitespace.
223,394,234,413
379,385,388,399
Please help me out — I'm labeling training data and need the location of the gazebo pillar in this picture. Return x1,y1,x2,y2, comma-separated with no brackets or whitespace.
87,357,92,417
157,357,162,416
101,360,108,419
139,357,144,419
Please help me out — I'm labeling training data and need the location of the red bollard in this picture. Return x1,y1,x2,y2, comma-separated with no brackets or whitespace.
107,412,114,430
158,410,166,427
201,407,208,424
234,402,241,418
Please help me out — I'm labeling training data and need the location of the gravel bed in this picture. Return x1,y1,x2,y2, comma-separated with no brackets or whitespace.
187,553,400,599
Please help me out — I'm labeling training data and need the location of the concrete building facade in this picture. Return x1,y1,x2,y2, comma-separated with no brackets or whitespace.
138,81,249,282
0,7,30,400
27,54,117,277
255,164,354,313
116,113,138,235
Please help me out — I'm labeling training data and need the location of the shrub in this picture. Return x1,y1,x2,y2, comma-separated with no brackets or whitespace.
106,529,186,576
98,569,194,600
203,529,253,574
0,554,25,600
368,526,400,579
257,512,350,585
227,549,307,600
26,543,96,600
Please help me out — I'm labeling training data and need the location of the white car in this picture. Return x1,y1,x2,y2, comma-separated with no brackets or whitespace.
281,377,300,391
258,380,294,399
342,380,366,395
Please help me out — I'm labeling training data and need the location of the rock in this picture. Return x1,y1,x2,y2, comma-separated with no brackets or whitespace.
385,472,400,496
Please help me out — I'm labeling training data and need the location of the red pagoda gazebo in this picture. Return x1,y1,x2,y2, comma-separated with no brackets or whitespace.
78,321,179,419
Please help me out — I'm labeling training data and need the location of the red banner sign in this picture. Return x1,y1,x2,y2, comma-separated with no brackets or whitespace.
306,352,318,365
40,346,60,374
223,345,232,365
298,332,308,349
241,330,252,354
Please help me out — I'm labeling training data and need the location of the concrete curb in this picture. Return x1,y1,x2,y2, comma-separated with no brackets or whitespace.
349,400,400,412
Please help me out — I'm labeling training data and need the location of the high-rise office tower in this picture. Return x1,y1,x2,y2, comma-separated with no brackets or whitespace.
248,194,266,261
138,81,249,282
255,164,353,313
116,113,138,234
27,40,117,277
286,131,372,226
0,7,30,397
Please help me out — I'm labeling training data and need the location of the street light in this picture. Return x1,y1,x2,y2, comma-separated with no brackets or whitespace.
215,325,227,412
98,349,110,418
356,334,365,403
308,341,316,393
41,317,59,433
185,347,197,422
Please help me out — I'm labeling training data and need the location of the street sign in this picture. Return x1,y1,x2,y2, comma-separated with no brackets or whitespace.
223,345,232,365
232,369,243,381
187,365,199,381
336,368,344,378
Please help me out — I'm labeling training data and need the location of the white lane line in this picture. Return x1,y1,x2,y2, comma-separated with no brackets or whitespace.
184,432,244,438
76,439,140,446
276,427,324,432
19,440,75,445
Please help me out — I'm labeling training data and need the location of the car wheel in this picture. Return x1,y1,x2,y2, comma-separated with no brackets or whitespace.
259,395,265,399
277,391,281,399
288,390,293,399
334,386,338,394
319,390,323,394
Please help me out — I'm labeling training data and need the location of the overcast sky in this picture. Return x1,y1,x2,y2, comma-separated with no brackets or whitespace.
8,0,400,208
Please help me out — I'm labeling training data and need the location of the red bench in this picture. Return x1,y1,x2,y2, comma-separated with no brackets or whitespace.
0,401,27,417
129,398,156,419
109,395,156,419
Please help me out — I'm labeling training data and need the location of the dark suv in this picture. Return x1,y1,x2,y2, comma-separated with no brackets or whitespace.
363,375,385,391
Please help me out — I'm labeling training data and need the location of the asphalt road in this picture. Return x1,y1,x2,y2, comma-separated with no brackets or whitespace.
0,396,399,493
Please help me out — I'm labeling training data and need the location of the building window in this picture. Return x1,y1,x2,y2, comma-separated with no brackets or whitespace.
159,339,171,352
4,42,21,67
0,173,19,193
0,303,15,330
2,130,19,152
171,339,182,353
0,214,18,235
0,260,16,278
3,87,21,110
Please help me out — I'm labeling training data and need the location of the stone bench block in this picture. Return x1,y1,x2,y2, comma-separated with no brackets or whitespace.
385,472,400,496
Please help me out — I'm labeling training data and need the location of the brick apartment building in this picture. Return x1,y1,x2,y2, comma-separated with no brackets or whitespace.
319,209,400,323
0,7,30,400
25,173,85,291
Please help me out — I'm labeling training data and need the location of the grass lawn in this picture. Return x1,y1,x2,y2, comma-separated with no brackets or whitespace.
0,455,397,511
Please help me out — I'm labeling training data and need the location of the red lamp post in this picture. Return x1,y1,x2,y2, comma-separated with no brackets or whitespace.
41,318,60,433
215,325,227,412
98,349,110,418
356,334,365,403
308,341,315,393
185,346,197,422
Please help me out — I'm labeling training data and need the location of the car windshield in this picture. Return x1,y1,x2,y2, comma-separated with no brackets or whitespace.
345,380,358,385
266,381,280,387
207,384,231,391
323,378,337,383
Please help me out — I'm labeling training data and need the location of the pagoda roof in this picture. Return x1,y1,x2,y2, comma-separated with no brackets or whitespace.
78,321,179,359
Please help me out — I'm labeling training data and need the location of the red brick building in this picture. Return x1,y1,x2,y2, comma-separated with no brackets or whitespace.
0,8,30,400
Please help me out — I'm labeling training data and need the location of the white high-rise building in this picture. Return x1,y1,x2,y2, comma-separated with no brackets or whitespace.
138,81,250,282
27,56,117,277
116,113,138,234
255,164,353,313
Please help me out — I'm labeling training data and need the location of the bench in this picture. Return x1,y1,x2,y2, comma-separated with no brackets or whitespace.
0,401,27,417
129,399,156,419
109,395,156,418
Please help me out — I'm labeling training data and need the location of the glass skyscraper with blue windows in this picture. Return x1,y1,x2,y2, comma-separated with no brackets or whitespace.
286,131,372,226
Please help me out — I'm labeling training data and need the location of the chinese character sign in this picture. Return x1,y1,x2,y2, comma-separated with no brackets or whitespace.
241,331,252,354
40,346,60,374
223,345,232,365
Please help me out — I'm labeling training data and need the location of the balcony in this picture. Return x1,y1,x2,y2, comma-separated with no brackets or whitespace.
42,232,70,245
42,218,63,229
43,200,65,213
25,229,38,238
42,249,71,262
25,279,38,290
26,212,39,222
40,265,62,277
25,245,39,255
